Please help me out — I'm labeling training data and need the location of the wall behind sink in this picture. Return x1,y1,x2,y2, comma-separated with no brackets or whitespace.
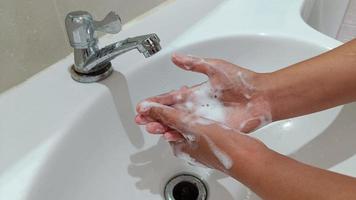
338,0,356,42
0,0,167,93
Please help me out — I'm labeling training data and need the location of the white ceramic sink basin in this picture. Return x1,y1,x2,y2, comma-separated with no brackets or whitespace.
22,35,340,200
127,35,341,154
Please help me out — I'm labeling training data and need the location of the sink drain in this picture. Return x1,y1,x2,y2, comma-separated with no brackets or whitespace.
164,174,207,200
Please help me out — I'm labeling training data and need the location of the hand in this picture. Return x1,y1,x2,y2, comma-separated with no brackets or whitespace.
136,102,268,173
135,54,272,142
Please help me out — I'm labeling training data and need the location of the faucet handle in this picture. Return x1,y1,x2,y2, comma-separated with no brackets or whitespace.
65,11,121,49
93,11,122,34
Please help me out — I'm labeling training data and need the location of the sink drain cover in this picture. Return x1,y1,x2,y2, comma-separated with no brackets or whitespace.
164,174,207,200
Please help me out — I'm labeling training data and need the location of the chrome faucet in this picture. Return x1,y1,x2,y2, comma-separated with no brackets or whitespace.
65,11,161,83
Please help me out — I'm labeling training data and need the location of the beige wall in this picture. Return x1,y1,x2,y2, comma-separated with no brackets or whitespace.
0,0,165,93
337,0,356,42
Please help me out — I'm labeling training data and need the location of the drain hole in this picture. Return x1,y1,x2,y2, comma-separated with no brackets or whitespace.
173,181,199,200
164,174,207,200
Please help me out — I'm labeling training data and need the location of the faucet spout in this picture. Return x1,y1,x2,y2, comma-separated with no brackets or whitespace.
65,11,162,83
78,34,161,73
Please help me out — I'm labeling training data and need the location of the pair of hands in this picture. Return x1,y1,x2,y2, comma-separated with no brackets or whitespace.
133,40,356,200
135,54,273,172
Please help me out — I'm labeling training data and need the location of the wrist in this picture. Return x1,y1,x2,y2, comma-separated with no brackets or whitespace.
228,138,276,183
253,71,284,122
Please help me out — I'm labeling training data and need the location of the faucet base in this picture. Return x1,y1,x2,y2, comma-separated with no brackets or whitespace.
70,62,113,83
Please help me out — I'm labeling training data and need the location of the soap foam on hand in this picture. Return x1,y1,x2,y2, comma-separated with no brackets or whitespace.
186,82,226,124
138,101,168,112
177,82,234,170
137,81,233,170
203,135,233,170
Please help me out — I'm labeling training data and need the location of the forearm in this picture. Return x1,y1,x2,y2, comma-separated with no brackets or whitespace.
261,39,356,121
229,147,356,200
229,41,356,199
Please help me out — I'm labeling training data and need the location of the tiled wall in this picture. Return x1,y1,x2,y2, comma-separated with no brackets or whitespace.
0,0,165,93
338,0,356,42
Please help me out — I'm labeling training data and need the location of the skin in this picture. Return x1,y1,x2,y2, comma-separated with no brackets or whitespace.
136,54,272,139
135,39,356,200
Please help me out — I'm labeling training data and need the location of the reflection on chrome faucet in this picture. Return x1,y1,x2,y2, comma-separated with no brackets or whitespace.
65,11,161,83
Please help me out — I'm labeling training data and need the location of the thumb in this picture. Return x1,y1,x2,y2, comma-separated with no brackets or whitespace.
171,53,218,78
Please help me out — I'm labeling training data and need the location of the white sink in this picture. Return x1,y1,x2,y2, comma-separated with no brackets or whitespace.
127,35,341,154
0,0,352,199
22,35,340,200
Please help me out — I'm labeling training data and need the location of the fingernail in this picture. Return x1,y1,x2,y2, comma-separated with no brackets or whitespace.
155,127,165,133
135,115,148,125
172,53,203,71
172,53,196,62
164,134,178,142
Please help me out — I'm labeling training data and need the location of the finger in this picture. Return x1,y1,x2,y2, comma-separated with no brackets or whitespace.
147,103,194,134
146,91,179,106
135,114,155,125
239,118,261,133
147,103,210,140
146,86,192,105
136,101,165,114
146,102,239,140
163,131,184,142
172,53,218,77
145,122,168,134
